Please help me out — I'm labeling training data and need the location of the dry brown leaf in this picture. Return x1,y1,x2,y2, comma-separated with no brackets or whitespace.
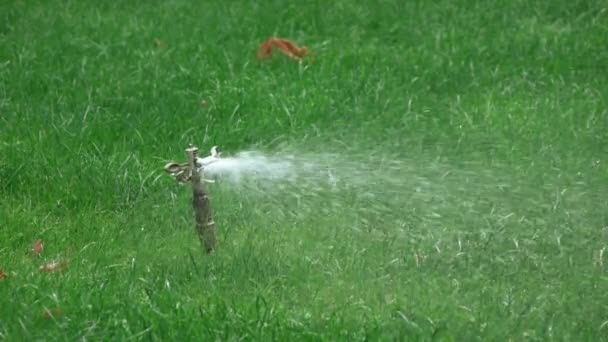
39,261,67,273
31,239,44,257
42,308,62,319
0,268,7,280
257,37,308,62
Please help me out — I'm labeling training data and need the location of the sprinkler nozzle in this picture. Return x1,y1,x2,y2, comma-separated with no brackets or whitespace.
196,146,221,170
164,145,221,184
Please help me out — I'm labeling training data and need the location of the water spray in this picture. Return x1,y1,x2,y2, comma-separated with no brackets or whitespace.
164,145,219,254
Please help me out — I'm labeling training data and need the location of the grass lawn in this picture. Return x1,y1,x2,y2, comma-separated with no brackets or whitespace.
1,0,607,340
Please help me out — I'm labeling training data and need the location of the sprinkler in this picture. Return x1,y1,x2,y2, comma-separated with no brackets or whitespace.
196,145,222,171
164,145,219,253
164,145,221,184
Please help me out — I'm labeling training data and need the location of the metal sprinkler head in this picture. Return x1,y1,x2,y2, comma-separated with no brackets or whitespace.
164,145,222,184
196,145,221,170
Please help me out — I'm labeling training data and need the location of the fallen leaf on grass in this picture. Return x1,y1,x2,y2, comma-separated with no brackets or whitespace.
257,37,308,62
31,239,44,257
39,261,67,273
42,308,63,319
0,268,7,279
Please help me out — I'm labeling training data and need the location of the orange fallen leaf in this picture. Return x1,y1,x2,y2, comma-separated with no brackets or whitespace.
257,37,308,62
31,239,44,257
39,261,67,273
0,268,7,280
42,308,62,319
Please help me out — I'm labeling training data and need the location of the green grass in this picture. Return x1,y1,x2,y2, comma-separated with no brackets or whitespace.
1,0,608,340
